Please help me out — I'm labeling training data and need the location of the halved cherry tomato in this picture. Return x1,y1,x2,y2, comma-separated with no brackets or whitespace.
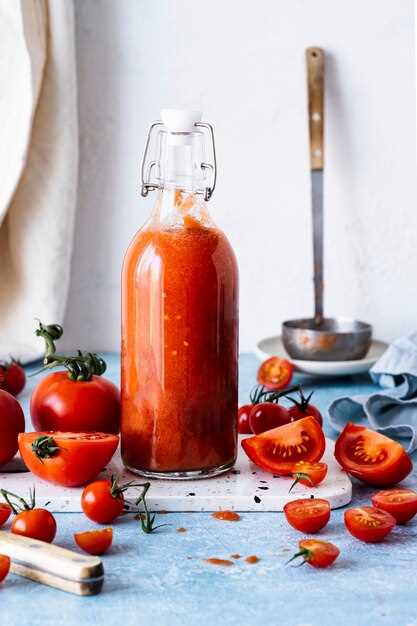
289,461,328,492
0,359,26,396
288,539,339,568
74,528,113,555
371,488,417,524
335,423,412,486
344,506,396,542
0,389,25,467
249,402,290,434
81,476,143,524
287,390,323,426
257,357,294,391
0,555,10,582
241,416,325,475
0,504,12,527
19,432,119,487
284,498,330,533
238,405,252,434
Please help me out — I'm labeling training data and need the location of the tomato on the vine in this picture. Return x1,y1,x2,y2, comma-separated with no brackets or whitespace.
81,476,144,524
237,405,252,434
284,498,330,533
335,423,412,486
344,506,396,543
19,432,119,487
242,416,325,475
0,555,10,582
288,539,339,568
287,389,323,426
74,528,113,555
289,461,328,492
371,488,417,524
257,357,294,391
0,389,25,466
1,488,57,544
0,504,11,527
0,359,26,396
249,402,290,434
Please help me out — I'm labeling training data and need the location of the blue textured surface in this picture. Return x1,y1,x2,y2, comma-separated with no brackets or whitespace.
3,353,417,626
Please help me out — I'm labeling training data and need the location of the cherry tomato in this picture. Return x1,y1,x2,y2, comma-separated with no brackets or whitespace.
12,509,57,543
288,539,339,568
241,416,325,475
0,504,12,527
19,432,119,487
257,357,294,391
0,360,26,396
74,528,113,555
289,461,328,492
344,506,396,543
238,405,252,434
335,423,412,486
284,498,330,533
81,476,141,524
287,390,323,426
371,488,417,524
0,555,10,582
30,371,120,434
249,402,290,434
0,389,25,466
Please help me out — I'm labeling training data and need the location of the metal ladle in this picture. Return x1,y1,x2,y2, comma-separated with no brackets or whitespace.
282,47,372,362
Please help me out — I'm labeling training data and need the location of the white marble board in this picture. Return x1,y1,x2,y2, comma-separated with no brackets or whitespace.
0,437,351,512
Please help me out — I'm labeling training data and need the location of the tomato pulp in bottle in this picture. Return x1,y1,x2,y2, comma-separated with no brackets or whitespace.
121,110,238,478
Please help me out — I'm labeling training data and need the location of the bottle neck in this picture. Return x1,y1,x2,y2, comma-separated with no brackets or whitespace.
159,137,206,195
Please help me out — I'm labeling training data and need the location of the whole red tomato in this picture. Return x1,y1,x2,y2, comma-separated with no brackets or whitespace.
237,405,252,434
287,390,323,426
30,372,120,434
0,360,26,396
82,477,132,524
0,389,25,466
1,488,57,543
249,402,290,434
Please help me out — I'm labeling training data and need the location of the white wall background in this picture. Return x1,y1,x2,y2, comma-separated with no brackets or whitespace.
62,0,416,354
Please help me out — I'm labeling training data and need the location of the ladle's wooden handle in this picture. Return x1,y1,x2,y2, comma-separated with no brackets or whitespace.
306,47,324,171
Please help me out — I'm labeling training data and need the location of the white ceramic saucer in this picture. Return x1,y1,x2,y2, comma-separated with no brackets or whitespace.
255,336,388,377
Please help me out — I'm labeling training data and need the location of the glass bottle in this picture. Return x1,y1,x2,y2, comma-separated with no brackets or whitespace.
121,109,239,478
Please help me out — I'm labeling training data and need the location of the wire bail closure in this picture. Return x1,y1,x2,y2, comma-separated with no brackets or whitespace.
140,120,217,201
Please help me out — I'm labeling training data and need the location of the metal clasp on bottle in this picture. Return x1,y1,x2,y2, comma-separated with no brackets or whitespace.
140,121,217,202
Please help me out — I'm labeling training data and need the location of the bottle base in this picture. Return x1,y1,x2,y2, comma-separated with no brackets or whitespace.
122,459,235,480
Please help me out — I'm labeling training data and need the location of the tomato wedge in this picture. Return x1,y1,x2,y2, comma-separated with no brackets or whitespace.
241,416,325,475
0,504,11,527
344,506,396,542
284,498,330,533
0,555,10,582
257,357,294,391
289,461,328,492
334,423,412,486
19,432,119,487
74,528,113,555
288,539,339,568
371,488,417,524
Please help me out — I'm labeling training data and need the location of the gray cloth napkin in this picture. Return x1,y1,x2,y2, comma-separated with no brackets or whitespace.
328,334,417,453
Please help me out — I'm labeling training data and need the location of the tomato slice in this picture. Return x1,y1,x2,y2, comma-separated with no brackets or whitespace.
334,423,412,486
344,506,396,542
74,528,113,555
289,539,339,568
0,555,10,582
241,416,325,475
371,488,417,524
0,504,11,527
19,432,119,487
289,461,328,492
284,498,330,533
257,357,294,391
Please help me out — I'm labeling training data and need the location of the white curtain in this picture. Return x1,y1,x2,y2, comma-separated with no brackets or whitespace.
0,0,78,362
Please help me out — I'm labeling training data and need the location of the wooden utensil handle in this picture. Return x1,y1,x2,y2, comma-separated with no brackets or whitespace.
306,47,325,170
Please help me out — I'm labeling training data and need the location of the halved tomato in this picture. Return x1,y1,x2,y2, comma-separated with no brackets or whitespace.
371,488,417,524
257,357,294,391
289,461,328,492
288,539,339,568
74,528,113,555
241,416,325,475
19,432,119,487
344,506,396,543
334,423,412,486
284,498,330,533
